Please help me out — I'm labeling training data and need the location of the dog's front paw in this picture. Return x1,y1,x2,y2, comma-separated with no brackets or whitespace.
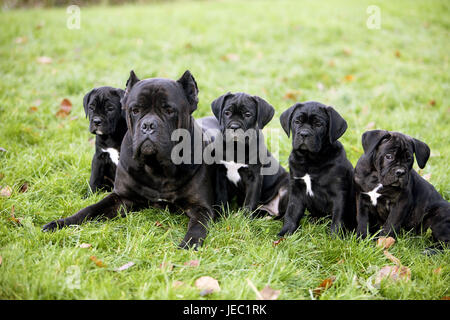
178,238,202,250
42,220,62,232
278,223,298,237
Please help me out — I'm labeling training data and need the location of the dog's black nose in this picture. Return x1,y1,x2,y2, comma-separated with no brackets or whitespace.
229,123,241,130
141,120,157,134
93,118,102,126
395,168,406,177
299,130,310,138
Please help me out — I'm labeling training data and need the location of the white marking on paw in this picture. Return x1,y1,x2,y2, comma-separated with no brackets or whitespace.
293,174,314,197
102,148,119,165
363,183,383,206
220,160,247,186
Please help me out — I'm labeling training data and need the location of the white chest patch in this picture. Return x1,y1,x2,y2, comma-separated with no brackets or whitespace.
293,174,314,197
102,148,119,165
220,160,248,186
363,183,383,206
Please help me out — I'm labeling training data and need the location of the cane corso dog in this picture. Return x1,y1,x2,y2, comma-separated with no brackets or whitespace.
210,92,289,217
83,86,127,194
278,101,356,236
354,130,449,253
43,70,216,249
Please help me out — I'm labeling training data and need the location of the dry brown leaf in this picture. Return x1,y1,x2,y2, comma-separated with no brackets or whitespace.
116,261,135,271
433,267,442,275
154,221,163,227
259,285,281,300
37,56,52,64
337,259,345,264
344,74,354,82
428,100,436,106
89,256,106,268
159,262,174,271
375,265,411,284
283,89,301,101
195,276,220,295
377,237,396,249
56,98,72,118
184,260,200,267
272,237,285,247
9,206,22,225
395,50,401,58
383,250,401,266
313,276,336,297
29,106,38,113
19,182,29,193
79,243,92,249
0,186,12,197
441,296,450,300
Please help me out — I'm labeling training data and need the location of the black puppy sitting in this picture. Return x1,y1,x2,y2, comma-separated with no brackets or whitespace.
43,70,216,249
354,130,449,253
211,92,289,217
83,87,127,193
278,101,356,236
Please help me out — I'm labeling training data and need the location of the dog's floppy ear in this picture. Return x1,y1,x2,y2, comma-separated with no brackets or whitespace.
280,103,303,137
83,88,97,118
253,96,275,129
211,92,233,124
122,70,140,108
361,130,391,155
177,70,199,114
326,106,347,143
411,137,430,169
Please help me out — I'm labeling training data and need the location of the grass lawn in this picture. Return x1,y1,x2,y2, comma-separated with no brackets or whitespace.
0,0,449,300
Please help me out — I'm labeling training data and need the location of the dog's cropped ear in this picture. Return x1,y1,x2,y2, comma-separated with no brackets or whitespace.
122,70,140,108
361,130,391,155
177,70,199,114
253,96,275,129
83,88,97,118
326,106,347,143
411,137,430,169
280,103,303,137
211,92,233,124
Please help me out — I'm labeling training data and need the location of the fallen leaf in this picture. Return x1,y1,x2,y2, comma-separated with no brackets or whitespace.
0,186,12,197
37,56,52,64
337,259,345,264
433,267,442,275
428,100,436,106
395,50,401,58
9,206,22,225
79,243,92,249
56,98,72,118
313,276,336,297
35,21,45,29
441,296,450,300
221,53,240,62
195,276,220,294
15,37,28,44
89,256,106,268
343,48,352,55
184,260,200,267
19,182,29,193
383,250,401,266
159,262,174,271
272,238,285,247
377,237,396,249
375,265,411,284
154,221,163,227
116,261,135,271
29,106,38,113
344,74,354,82
283,89,301,101
328,60,335,67
259,285,281,300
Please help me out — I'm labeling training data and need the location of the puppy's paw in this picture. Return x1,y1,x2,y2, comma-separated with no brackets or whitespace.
278,224,298,237
42,220,62,232
178,238,202,250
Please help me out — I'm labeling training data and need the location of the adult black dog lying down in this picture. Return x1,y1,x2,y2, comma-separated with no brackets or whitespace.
83,86,127,194
43,70,216,249
278,101,356,237
354,130,450,253
210,92,289,217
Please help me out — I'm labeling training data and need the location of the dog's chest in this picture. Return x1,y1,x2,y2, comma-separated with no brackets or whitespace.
362,184,383,206
220,160,248,186
293,173,314,197
102,148,120,165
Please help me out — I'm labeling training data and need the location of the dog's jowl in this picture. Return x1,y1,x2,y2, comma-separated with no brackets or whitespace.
278,101,356,236
210,92,289,217
354,130,450,253
43,70,216,249
83,86,127,193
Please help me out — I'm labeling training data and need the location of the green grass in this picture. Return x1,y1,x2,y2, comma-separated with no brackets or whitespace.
0,0,449,300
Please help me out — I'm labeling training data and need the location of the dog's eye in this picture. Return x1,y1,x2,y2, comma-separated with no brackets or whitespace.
131,107,140,115
314,121,322,127
244,112,252,118
107,106,115,112
294,119,301,124
224,110,232,117
165,107,175,115
88,105,95,111
385,154,394,160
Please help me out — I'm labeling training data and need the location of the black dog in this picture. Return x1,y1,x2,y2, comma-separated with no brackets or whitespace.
210,92,289,217
354,130,449,252
83,87,127,193
43,70,216,249
278,101,356,236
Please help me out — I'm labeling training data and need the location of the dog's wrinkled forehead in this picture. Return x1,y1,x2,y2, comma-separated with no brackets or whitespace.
293,102,328,121
91,88,120,106
127,79,185,109
378,133,413,154
224,93,256,111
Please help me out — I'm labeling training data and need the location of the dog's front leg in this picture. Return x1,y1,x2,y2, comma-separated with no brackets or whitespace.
42,192,131,232
243,173,262,213
330,192,346,235
278,181,306,237
88,153,108,194
356,192,370,238
179,205,213,249
380,200,411,237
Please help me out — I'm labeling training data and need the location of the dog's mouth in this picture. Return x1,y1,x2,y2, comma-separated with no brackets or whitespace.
139,139,157,155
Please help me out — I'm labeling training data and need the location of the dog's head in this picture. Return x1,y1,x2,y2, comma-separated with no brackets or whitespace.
280,101,347,153
120,70,199,162
83,87,125,135
361,130,430,188
211,92,274,143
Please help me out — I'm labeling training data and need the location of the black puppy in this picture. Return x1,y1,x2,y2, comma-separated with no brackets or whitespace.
354,130,449,252
43,70,216,249
278,101,356,236
83,87,127,193
210,92,289,217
